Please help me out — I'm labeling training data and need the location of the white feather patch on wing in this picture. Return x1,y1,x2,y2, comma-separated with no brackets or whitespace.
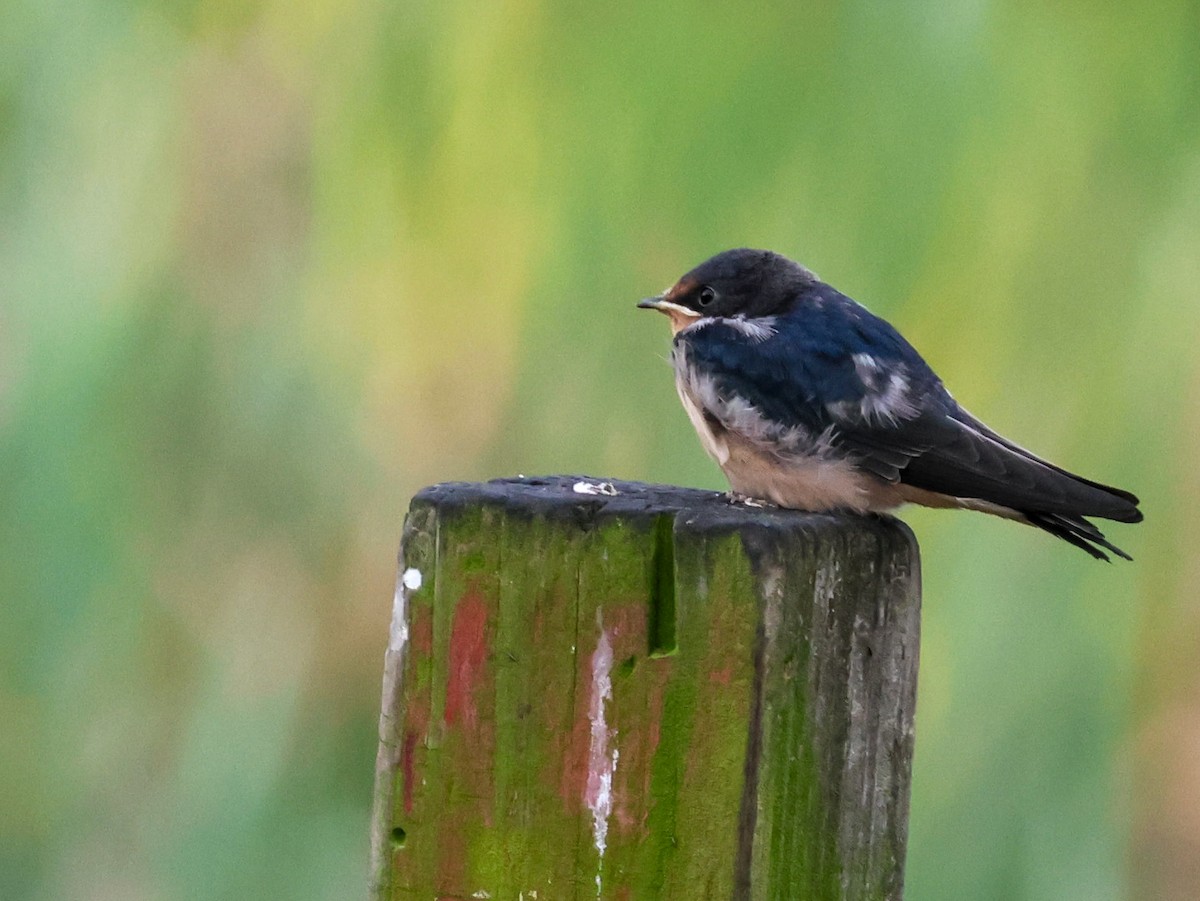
829,357,919,426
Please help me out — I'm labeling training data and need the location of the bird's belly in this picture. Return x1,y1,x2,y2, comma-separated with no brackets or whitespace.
720,431,906,513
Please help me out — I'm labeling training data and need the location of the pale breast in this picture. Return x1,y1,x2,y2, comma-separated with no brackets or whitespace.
675,378,730,465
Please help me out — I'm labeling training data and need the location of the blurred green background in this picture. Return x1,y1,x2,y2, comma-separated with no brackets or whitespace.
2,0,1199,898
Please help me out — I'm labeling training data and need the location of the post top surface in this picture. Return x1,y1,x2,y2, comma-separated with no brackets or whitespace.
412,475,916,546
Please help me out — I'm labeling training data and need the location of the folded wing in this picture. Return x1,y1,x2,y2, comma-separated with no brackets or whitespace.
676,300,1142,559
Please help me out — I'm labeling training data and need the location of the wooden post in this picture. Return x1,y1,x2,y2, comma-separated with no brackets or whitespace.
370,476,921,901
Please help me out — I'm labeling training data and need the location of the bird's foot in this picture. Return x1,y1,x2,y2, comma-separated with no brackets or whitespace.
726,491,776,509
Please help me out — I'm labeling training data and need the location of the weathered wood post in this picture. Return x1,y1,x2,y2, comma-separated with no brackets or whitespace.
370,475,920,901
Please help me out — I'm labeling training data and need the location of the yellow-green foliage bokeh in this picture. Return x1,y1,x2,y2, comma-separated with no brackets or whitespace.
2,1,1198,899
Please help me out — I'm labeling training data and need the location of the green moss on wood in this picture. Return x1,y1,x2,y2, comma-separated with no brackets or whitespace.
371,477,920,901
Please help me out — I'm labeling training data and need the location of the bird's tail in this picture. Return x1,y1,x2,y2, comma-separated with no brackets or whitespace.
1023,510,1133,562
950,407,1143,559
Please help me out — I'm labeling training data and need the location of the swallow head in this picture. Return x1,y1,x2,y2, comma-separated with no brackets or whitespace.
638,248,819,331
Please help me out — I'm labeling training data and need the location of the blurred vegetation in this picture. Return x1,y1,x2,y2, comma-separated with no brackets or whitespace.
2,0,1198,898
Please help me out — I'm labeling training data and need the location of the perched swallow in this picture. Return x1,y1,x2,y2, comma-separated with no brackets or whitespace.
638,248,1142,560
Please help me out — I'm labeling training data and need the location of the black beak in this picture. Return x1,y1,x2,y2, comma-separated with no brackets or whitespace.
637,296,665,310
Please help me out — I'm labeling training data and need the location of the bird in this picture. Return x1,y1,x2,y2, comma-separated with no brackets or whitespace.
637,248,1142,561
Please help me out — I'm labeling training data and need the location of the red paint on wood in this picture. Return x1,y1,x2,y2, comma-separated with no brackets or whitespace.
709,663,734,685
444,587,490,728
559,600,665,843
584,616,618,816
559,626,602,813
401,730,418,815
558,604,637,813
436,819,471,899
399,605,433,825
435,582,499,894
614,662,669,836
410,603,434,657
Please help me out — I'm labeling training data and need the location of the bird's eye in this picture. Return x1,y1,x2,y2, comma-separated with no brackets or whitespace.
697,286,717,307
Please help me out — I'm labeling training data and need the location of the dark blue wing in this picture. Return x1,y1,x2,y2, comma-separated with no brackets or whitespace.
675,288,943,437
